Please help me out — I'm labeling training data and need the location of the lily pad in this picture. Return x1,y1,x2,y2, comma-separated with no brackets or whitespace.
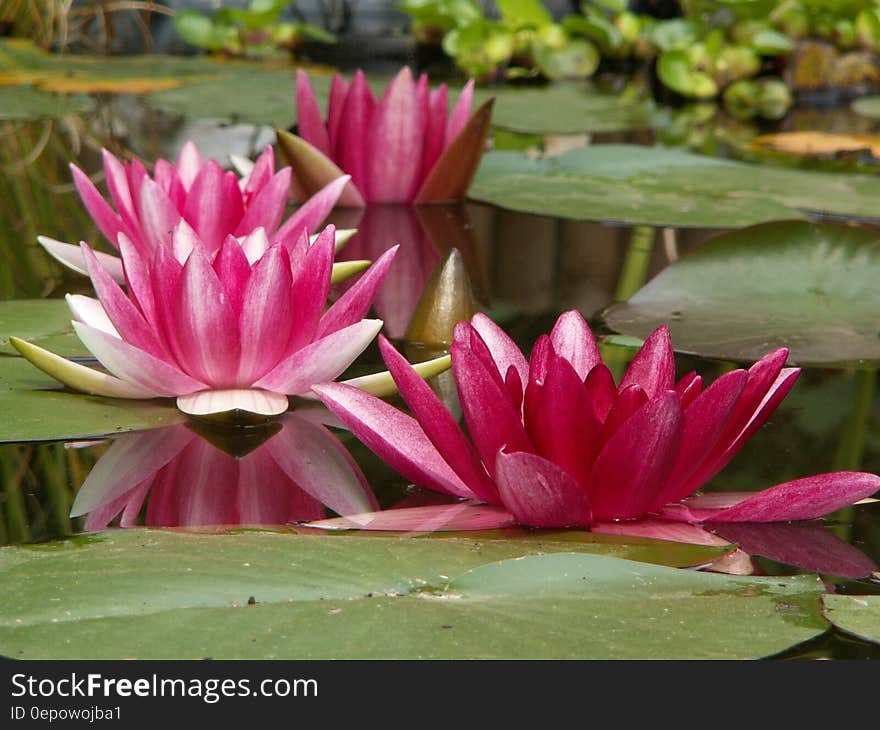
0,358,184,443
822,593,880,646
0,299,86,357
0,86,95,119
602,221,880,366
852,95,880,119
0,530,824,659
471,84,654,134
469,145,880,227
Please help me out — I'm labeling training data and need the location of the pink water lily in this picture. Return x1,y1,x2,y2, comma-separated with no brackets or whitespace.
73,416,378,530
12,223,402,418
314,310,880,529
39,141,353,283
279,68,494,206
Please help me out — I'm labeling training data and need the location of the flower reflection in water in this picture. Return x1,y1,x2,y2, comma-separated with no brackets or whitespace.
73,413,377,530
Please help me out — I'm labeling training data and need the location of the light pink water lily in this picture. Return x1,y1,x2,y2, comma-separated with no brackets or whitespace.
73,416,378,530
279,68,494,206
39,141,355,283
11,223,419,418
313,310,880,530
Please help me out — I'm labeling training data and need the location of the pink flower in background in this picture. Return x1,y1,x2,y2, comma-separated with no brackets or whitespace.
314,310,880,528
13,224,397,417
39,142,351,283
279,68,494,206
73,416,377,530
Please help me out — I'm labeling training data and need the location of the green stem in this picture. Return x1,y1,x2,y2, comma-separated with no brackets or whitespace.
613,225,656,302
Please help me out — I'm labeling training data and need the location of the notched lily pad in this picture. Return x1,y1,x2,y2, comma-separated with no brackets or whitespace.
822,593,880,646
0,531,826,659
603,220,880,366
469,145,880,227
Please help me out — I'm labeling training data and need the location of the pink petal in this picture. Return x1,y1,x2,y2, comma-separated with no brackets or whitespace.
173,246,242,386
495,450,591,528
241,145,275,200
327,74,350,155
591,518,730,547
240,227,270,265
695,472,880,523
307,503,515,532
72,321,207,396
101,150,140,242
619,324,675,399
296,69,331,156
446,79,474,145
589,392,683,521
175,141,205,190
336,70,376,196
365,67,425,202
176,388,289,417
234,168,291,238
153,158,186,210
421,85,448,183
286,225,335,353
237,245,293,383
66,294,118,336
117,233,160,333
38,236,125,283
183,162,244,252
316,244,398,339
470,312,529,390
70,163,124,249
138,178,182,255
254,319,382,395
379,336,498,502
212,234,252,316
312,381,475,498
597,384,648,449
583,363,617,422
549,309,600,380
273,175,350,249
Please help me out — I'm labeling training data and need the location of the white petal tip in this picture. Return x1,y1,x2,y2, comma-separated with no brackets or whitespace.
177,389,290,420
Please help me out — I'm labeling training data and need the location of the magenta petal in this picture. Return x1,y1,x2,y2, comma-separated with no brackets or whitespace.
327,74,350,154
591,518,730,547
470,312,529,390
153,159,186,209
212,234,251,316
699,472,880,523
174,246,242,386
273,175,350,249
495,450,591,528
421,85,448,182
598,384,648,449
242,145,275,200
312,382,475,498
235,168,291,238
379,336,498,502
237,245,293,383
70,164,124,249
254,319,382,395
286,225,335,352
307,503,516,532
549,310,600,380
589,392,684,521
619,324,675,399
365,67,425,202
583,363,617,422
296,69,332,156
183,161,243,253
317,244,398,339
446,79,474,145
336,70,376,195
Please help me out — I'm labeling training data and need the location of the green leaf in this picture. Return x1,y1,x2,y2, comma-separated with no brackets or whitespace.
852,95,880,118
822,593,880,645
472,84,654,134
658,49,718,99
496,0,552,27
0,86,95,120
0,358,184,442
602,221,880,366
0,531,824,659
0,299,86,357
468,144,880,227
532,39,599,80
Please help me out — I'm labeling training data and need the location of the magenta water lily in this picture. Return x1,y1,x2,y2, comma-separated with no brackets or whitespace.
314,310,880,528
39,141,353,282
279,68,494,205
12,223,400,418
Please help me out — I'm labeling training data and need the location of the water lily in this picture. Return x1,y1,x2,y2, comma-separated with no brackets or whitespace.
314,310,880,528
11,222,441,418
278,68,494,206
39,142,356,283
72,416,378,530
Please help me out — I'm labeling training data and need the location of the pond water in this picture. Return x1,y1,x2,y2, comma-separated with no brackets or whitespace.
1,85,879,659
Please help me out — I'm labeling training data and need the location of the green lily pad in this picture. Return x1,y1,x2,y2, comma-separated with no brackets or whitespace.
469,145,880,227
0,86,95,120
822,593,880,645
602,221,880,366
472,84,654,134
0,530,824,659
852,95,880,119
0,358,184,442
0,299,87,357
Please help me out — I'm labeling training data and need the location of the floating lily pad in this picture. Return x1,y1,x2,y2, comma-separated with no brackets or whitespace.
472,84,654,134
0,530,824,659
602,221,880,366
852,95,880,119
469,145,880,227
822,593,880,646
0,358,184,442
0,86,95,119
0,299,86,357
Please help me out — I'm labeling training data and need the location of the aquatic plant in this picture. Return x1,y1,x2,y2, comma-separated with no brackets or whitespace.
277,67,494,205
315,310,880,528
12,224,401,417
39,141,354,283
